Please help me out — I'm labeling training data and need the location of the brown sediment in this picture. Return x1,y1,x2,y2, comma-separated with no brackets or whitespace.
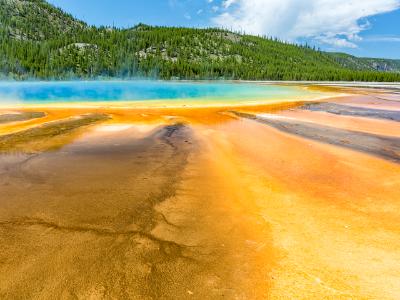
275,109,400,137
0,120,273,299
231,111,400,163
300,102,400,121
0,123,192,298
0,113,109,153
0,111,46,124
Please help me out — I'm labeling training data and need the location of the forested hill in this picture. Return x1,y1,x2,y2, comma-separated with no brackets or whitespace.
328,53,400,74
1,0,400,81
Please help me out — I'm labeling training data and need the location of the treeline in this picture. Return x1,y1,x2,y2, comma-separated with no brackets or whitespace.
1,0,400,82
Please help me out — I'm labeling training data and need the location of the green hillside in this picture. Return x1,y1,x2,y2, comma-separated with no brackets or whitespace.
0,0,85,40
1,0,400,81
328,52,400,73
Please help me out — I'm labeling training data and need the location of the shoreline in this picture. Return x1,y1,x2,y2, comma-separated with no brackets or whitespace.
0,94,346,110
4,81,399,110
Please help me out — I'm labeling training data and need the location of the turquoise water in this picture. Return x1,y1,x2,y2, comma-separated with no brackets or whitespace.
0,81,317,104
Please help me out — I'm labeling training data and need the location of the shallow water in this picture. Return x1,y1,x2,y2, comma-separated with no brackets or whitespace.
0,85,400,299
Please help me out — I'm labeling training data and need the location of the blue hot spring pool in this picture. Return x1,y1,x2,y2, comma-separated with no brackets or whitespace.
0,81,325,106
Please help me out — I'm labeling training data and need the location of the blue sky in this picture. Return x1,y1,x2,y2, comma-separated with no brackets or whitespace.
48,0,400,59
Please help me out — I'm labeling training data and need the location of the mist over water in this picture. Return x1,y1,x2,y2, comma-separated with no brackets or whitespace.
0,80,316,104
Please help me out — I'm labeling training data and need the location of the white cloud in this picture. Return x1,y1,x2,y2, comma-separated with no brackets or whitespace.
211,5,219,12
315,36,359,48
213,0,400,48
222,0,237,8
366,35,400,42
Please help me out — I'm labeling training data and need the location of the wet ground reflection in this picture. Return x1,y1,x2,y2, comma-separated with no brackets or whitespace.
0,89,400,299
